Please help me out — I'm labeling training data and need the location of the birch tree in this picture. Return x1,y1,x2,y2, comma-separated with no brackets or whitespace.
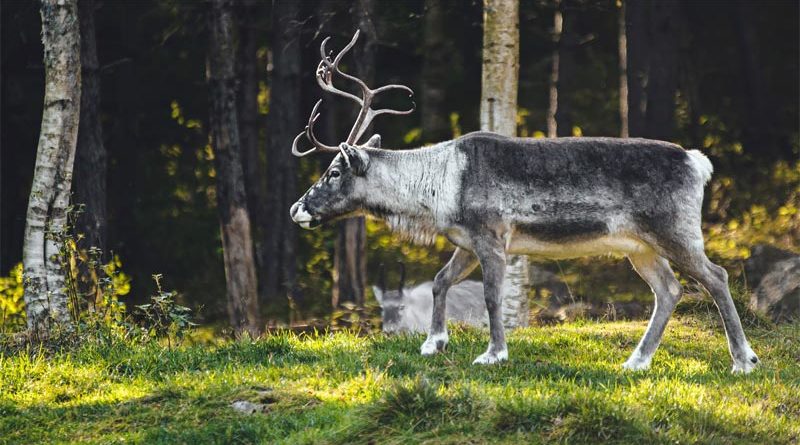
481,0,529,328
23,0,82,335
207,0,261,336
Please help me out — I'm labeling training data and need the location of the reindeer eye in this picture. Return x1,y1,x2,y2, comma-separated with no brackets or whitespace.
330,170,341,178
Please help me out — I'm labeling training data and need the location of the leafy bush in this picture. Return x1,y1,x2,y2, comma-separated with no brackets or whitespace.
0,263,25,332
133,274,196,348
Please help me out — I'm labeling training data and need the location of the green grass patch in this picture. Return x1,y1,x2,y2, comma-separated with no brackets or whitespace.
1,317,798,444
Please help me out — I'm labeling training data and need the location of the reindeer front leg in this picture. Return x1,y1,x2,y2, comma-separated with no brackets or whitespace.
471,236,509,365
421,248,478,355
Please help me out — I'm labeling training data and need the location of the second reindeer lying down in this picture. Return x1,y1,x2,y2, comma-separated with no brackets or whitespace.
289,31,760,373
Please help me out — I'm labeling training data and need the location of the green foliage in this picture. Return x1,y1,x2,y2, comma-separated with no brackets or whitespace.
0,264,25,332
133,274,196,348
705,160,800,260
1,318,798,444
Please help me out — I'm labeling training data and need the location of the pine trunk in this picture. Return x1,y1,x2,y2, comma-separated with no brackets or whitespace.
618,0,629,138
236,0,269,304
74,0,106,255
481,0,529,329
208,0,261,336
332,0,375,308
421,0,451,143
23,0,82,334
644,0,677,141
547,0,577,138
625,0,648,137
734,0,781,157
265,0,300,306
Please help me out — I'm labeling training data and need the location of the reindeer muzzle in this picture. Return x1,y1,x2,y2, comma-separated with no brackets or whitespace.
290,201,321,230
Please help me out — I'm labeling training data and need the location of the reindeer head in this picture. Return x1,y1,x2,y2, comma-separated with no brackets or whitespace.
289,30,414,229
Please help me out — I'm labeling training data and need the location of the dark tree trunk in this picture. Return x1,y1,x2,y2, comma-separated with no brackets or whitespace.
547,0,577,137
207,0,261,336
236,0,269,304
421,0,451,143
644,0,678,141
74,0,106,256
265,0,300,307
618,0,629,138
734,0,781,157
332,0,374,308
625,0,648,137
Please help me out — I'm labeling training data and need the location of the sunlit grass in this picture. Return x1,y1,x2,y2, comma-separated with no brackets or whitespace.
1,317,798,444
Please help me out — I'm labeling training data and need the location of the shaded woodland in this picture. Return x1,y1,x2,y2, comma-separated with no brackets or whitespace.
1,0,798,330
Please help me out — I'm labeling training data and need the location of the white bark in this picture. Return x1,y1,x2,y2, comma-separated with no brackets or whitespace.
23,0,82,334
480,0,529,328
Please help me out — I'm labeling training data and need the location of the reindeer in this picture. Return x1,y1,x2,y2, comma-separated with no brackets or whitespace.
289,31,759,372
374,263,488,334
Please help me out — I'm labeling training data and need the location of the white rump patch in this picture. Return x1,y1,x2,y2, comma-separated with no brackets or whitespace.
686,150,714,185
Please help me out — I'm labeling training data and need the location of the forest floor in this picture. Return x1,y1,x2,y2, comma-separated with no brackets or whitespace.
1,313,799,445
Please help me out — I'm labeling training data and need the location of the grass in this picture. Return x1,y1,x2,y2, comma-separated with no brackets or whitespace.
1,315,798,444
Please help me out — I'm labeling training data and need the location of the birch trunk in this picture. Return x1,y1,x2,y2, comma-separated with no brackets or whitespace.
208,0,261,336
23,0,82,334
480,0,529,329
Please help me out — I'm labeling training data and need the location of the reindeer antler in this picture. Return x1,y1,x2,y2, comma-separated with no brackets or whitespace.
291,30,416,157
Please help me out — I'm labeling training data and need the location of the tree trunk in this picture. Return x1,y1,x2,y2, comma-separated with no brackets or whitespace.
236,0,269,304
480,0,529,329
332,0,374,308
207,0,261,336
625,0,648,137
547,0,577,138
618,0,629,138
421,0,451,143
734,0,781,157
23,0,82,334
644,0,678,141
265,0,300,307
74,0,106,255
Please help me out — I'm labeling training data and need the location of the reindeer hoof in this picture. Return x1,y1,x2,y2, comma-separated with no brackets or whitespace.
622,358,651,371
472,348,508,365
732,354,760,374
420,332,448,356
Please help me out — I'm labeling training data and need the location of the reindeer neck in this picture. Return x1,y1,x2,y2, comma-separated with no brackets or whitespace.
356,141,465,244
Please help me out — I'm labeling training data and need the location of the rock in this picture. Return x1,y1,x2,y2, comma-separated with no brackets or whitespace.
230,400,268,414
745,244,797,289
745,244,800,322
751,257,800,322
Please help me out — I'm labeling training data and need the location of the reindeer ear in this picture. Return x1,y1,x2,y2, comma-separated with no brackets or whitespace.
339,143,370,175
372,286,383,306
364,134,382,148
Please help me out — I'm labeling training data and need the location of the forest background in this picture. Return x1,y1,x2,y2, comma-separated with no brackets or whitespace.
1,0,798,331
